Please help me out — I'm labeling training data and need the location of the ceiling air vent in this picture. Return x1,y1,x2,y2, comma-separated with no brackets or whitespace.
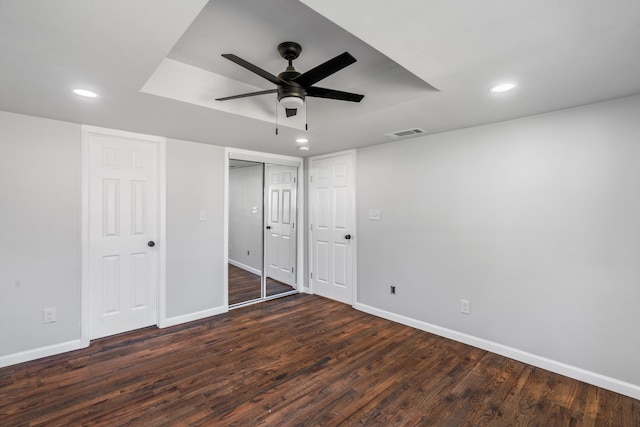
384,128,425,139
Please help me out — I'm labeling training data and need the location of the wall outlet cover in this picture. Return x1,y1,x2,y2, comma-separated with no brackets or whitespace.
460,299,470,315
43,307,56,323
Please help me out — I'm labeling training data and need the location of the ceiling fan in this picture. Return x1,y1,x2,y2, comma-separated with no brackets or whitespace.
216,41,364,117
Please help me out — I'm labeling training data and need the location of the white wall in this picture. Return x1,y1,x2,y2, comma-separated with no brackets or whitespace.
356,94,640,393
228,165,264,273
0,111,81,357
0,112,228,363
166,138,225,320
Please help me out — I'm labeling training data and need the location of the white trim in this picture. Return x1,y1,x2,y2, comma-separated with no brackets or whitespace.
295,163,304,291
307,149,357,161
224,147,305,308
307,150,357,304
80,125,167,339
157,141,168,327
80,129,90,347
226,147,302,167
223,153,230,307
162,306,227,328
351,151,358,307
354,302,640,400
0,340,85,369
228,259,262,276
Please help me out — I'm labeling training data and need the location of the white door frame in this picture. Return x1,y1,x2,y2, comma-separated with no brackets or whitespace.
223,147,304,308
308,150,357,306
81,125,167,346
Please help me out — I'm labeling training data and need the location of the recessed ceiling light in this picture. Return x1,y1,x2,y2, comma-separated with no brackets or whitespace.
73,89,98,98
490,83,516,93
299,146,310,151
296,138,308,144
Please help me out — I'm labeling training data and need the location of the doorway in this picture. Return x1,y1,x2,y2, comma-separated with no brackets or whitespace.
81,126,166,340
226,150,304,307
309,151,356,305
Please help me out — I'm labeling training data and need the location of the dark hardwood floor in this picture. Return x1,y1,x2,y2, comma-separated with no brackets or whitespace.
1,294,638,426
228,263,294,306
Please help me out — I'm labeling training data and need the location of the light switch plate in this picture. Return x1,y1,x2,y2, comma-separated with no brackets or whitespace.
368,209,381,221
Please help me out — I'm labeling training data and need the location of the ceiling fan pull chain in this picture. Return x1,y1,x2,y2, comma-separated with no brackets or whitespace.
275,96,279,135
305,98,308,131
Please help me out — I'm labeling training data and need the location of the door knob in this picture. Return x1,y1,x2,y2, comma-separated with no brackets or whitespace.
266,226,271,230
148,241,155,247
345,234,352,240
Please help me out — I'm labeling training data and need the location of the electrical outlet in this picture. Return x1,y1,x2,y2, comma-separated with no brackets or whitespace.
43,307,56,324
390,285,396,295
460,299,470,315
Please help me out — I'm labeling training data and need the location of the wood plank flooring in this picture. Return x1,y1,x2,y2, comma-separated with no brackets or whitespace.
228,263,293,306
1,294,639,426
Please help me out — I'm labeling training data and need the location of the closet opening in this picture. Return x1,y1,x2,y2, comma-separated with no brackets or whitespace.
227,156,299,308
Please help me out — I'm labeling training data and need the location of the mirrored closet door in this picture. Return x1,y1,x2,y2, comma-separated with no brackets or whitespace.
228,160,264,305
264,164,297,297
228,159,298,307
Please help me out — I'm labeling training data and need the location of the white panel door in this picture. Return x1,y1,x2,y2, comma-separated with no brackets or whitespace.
310,153,354,304
89,132,158,339
266,165,297,287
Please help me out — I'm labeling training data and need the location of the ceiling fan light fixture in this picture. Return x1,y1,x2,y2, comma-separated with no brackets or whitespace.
73,88,98,98
279,96,304,109
490,83,516,93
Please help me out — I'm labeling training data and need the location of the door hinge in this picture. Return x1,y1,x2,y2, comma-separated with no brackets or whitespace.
310,272,313,279
294,177,296,184
310,175,313,183
292,267,294,274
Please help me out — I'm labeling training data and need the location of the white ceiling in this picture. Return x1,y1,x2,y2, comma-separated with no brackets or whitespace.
142,0,436,132
1,0,639,156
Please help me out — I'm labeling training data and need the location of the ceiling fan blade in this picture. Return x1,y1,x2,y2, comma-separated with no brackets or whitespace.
294,52,357,88
215,89,277,101
285,108,297,117
221,54,288,86
307,86,364,102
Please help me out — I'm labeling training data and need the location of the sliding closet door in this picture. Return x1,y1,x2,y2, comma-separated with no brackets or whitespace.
228,161,264,305
265,165,297,288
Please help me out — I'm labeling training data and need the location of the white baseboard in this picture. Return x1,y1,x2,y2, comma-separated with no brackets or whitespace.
3,305,229,368
353,302,640,400
161,305,227,328
228,259,262,276
0,339,87,369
